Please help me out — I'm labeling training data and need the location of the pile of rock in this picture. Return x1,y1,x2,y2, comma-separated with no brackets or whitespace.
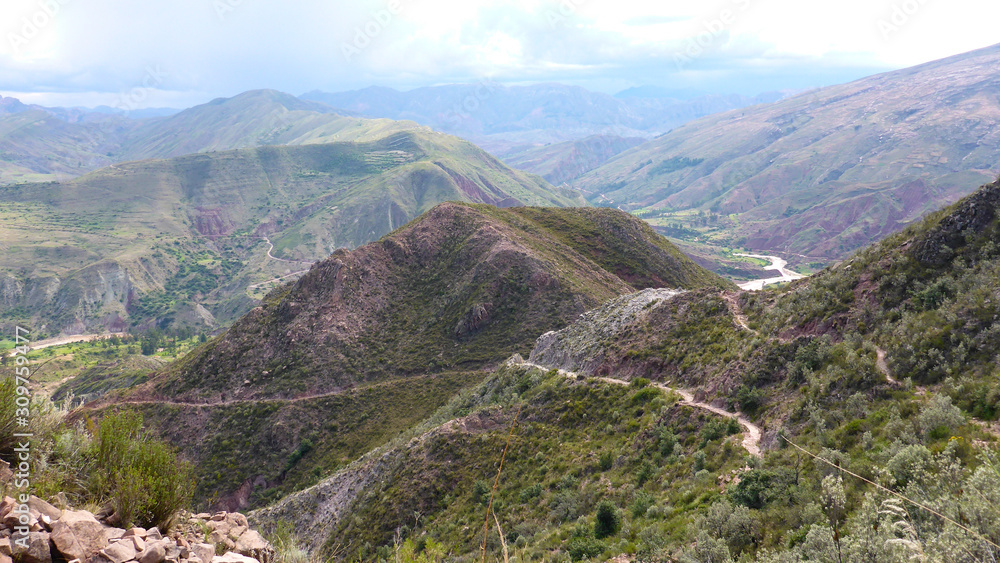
0,496,274,563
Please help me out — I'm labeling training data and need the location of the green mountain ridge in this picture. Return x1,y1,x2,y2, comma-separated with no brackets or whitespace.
0,129,585,334
72,202,725,515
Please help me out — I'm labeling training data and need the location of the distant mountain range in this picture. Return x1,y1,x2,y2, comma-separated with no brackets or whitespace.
301,84,786,157
573,43,1000,262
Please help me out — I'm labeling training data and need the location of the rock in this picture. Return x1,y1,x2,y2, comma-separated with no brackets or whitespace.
101,540,136,563
145,528,162,541
194,514,211,521
191,543,214,563
0,498,15,521
137,542,166,563
49,510,107,563
0,538,10,556
131,536,145,552
226,526,246,542
13,531,52,563
0,551,11,563
226,514,248,529
211,513,226,522
0,461,12,485
123,528,147,539
214,553,258,563
234,530,273,563
26,497,61,523
104,528,126,542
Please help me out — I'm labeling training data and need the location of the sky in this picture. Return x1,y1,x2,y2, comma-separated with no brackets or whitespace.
2,0,999,109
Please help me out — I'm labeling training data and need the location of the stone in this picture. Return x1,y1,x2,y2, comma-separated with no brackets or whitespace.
13,531,52,563
213,554,258,563
0,538,10,556
137,542,166,563
101,540,136,563
26,497,61,523
145,528,162,541
131,536,146,552
123,528,147,539
191,543,214,563
226,514,248,529
0,497,16,521
104,528,126,542
225,527,246,542
49,510,108,563
210,513,226,522
234,530,273,563
0,461,12,484
0,551,11,563
193,514,211,521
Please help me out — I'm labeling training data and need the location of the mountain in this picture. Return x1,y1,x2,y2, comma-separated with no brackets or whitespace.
81,202,729,509
503,134,648,185
0,130,585,335
574,43,1000,263
301,84,784,157
0,90,423,183
243,177,1000,561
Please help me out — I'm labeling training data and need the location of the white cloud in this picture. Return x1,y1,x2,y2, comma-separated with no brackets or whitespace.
0,0,997,107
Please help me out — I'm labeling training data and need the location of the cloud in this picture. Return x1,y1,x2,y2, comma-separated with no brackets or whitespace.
0,0,998,107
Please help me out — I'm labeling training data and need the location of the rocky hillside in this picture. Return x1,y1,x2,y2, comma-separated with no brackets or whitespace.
575,43,1000,262
0,129,584,335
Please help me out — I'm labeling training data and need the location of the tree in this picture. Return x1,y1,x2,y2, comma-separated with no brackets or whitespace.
594,500,622,539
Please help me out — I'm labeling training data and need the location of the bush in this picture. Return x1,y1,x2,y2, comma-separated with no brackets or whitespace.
93,411,192,529
594,500,622,539
599,451,614,471
567,537,604,561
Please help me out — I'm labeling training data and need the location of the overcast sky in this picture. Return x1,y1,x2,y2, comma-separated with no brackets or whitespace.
2,0,999,109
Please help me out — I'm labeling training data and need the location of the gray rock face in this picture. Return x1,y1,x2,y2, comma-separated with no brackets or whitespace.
529,288,684,375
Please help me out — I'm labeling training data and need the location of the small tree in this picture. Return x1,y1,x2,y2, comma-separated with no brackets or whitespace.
594,500,622,539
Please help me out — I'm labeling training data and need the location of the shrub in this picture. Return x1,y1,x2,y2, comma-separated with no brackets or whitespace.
594,501,622,539
599,451,614,471
567,537,604,561
92,411,192,529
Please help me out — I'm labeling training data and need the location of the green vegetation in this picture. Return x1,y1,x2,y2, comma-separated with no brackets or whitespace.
0,381,191,529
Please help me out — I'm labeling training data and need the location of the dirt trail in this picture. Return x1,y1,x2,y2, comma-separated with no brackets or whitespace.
262,236,314,265
736,254,807,291
721,291,757,334
875,347,898,384
520,361,762,456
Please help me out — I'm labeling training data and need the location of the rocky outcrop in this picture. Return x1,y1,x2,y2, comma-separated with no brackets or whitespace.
529,288,684,375
911,179,1000,266
0,497,272,563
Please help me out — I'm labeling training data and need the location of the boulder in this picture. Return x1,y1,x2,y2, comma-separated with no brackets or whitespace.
234,530,273,563
100,540,136,563
130,536,145,552
13,532,51,563
191,542,215,563
136,542,166,563
26,497,61,523
145,528,162,542
49,510,107,563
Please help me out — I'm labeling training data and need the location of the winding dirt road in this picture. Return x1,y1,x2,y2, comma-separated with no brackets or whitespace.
519,361,762,456
5,333,120,357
